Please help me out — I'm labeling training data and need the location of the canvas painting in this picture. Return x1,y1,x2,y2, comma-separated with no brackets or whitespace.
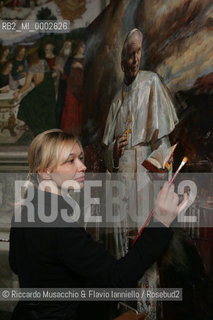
0,0,212,319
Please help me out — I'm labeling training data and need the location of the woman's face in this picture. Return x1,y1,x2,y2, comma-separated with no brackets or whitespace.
49,142,87,191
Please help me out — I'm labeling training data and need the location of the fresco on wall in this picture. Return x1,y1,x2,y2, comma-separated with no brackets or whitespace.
0,0,105,145
0,37,85,145
0,1,52,20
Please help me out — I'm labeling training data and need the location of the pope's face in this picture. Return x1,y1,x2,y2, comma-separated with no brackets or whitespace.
49,142,86,191
122,35,142,85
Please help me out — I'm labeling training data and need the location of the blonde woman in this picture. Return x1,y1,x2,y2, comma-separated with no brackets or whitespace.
9,129,187,320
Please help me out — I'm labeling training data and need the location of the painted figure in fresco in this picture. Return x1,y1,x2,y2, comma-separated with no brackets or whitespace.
54,40,72,76
0,46,10,70
102,29,178,318
60,41,84,136
54,39,72,98
12,46,28,80
55,40,73,125
44,43,56,76
0,61,16,91
14,49,56,135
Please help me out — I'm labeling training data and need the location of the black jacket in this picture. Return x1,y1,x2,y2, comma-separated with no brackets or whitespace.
9,188,173,319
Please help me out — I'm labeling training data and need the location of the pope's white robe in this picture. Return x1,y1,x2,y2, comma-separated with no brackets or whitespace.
102,70,178,318
103,70,178,227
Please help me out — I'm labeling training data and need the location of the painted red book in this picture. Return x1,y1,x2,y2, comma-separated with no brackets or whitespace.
142,143,178,173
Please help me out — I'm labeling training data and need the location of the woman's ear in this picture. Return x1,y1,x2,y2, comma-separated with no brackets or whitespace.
37,169,51,180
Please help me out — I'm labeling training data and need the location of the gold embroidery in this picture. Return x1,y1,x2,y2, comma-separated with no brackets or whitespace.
122,88,132,145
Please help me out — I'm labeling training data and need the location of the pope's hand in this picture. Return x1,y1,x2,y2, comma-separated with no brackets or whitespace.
113,135,128,163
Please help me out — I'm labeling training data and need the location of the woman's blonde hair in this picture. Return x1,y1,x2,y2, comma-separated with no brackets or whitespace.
16,129,82,205
28,129,82,176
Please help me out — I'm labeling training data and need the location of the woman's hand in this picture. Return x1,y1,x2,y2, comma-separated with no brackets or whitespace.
154,182,188,227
